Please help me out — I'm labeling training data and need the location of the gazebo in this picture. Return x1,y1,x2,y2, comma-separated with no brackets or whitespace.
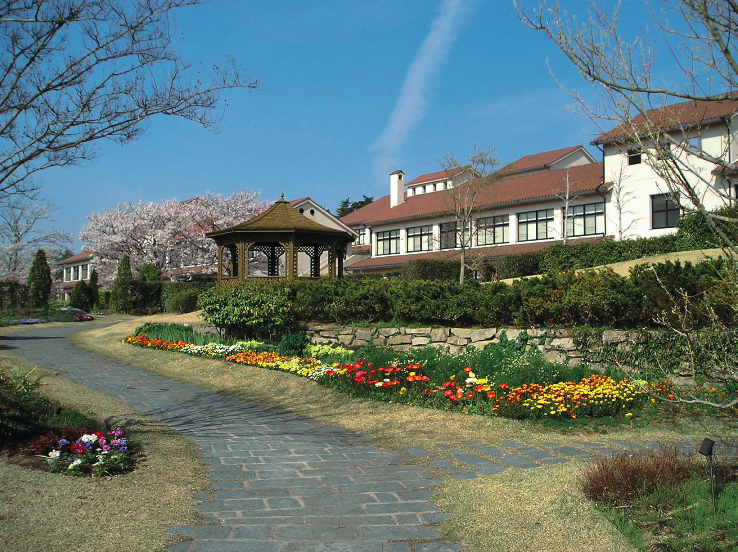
205,195,355,287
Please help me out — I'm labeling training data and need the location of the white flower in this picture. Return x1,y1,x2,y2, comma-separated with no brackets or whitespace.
48,450,60,459
80,434,97,443
68,459,82,469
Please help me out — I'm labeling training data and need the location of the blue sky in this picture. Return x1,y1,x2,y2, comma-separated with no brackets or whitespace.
40,0,624,250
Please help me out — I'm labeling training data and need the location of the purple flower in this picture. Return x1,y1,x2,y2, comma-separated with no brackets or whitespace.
102,445,111,451
110,439,120,446
98,438,106,446
58,439,69,446
119,446,127,452
108,428,124,437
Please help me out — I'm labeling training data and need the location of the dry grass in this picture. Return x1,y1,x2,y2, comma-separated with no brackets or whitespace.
59,312,736,552
501,247,726,283
0,325,209,552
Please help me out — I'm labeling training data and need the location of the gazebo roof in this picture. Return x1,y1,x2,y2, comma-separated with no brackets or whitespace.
206,195,351,238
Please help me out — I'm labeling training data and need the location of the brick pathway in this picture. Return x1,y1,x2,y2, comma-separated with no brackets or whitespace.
7,324,714,552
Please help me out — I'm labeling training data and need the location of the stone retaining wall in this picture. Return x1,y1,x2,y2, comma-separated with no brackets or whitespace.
306,324,640,365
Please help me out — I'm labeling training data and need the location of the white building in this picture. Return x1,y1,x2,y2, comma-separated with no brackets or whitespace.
58,251,94,300
342,96,738,275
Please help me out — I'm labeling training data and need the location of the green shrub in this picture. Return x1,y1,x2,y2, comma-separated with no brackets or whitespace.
675,206,738,251
97,290,111,310
166,289,201,313
48,300,69,310
69,280,92,311
110,255,133,312
401,259,468,281
197,282,297,340
276,333,311,356
26,249,52,309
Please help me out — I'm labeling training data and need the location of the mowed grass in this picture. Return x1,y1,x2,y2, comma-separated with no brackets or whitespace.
54,312,734,552
0,319,210,552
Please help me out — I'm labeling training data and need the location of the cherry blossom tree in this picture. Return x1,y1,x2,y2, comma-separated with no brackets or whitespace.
80,190,270,284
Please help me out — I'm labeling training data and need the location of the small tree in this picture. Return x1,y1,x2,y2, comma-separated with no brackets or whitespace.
134,263,162,310
26,249,52,309
69,280,91,312
110,255,133,313
88,269,100,310
440,144,501,284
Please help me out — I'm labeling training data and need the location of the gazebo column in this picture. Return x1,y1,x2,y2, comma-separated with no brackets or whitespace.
310,246,321,277
243,242,253,279
285,241,297,279
336,242,344,278
267,245,278,276
328,247,335,278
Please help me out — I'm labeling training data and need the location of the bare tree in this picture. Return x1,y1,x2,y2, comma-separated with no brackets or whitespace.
0,194,72,282
557,169,580,244
440,144,500,284
516,0,738,401
516,0,738,254
0,0,258,200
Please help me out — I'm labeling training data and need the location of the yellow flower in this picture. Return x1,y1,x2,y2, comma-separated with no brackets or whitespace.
399,387,407,395
625,413,633,418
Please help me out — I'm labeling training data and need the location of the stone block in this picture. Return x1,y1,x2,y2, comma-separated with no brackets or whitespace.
378,328,400,337
470,328,496,342
388,334,413,345
311,337,333,345
392,344,412,352
602,329,626,344
405,327,432,335
502,329,521,341
320,331,337,338
527,328,545,338
473,339,493,350
450,328,472,338
448,345,466,354
446,336,468,346
337,334,354,346
430,328,450,342
545,350,567,364
355,329,373,341
338,328,354,335
412,337,429,346
549,337,576,351
352,339,368,348
372,337,387,347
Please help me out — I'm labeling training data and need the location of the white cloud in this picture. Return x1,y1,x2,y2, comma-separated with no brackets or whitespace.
371,0,480,183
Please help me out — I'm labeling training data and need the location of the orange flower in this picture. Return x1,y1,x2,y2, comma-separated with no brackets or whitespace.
710,388,718,393
464,367,472,373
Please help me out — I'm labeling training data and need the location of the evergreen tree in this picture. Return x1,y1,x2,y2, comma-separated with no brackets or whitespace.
335,196,374,218
134,263,162,309
110,255,133,312
88,269,100,309
69,280,91,311
26,249,52,309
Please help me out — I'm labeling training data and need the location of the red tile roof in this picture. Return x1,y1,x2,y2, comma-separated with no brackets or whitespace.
59,251,94,265
593,96,738,144
341,162,604,226
289,197,309,206
346,236,609,271
405,167,466,186
498,145,588,175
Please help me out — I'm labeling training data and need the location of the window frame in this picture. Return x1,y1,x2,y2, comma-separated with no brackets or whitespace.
375,229,400,256
477,215,509,246
406,225,433,253
651,194,680,229
565,202,605,238
517,209,554,242
627,148,642,165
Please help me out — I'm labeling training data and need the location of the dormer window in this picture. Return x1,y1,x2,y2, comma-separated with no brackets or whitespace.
627,148,642,165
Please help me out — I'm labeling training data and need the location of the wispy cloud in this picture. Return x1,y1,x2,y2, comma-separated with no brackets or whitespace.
371,0,480,183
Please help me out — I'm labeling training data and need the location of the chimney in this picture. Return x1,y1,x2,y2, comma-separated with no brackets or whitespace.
390,170,405,208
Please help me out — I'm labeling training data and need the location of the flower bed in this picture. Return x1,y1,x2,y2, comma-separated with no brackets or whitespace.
124,332,659,420
44,427,136,477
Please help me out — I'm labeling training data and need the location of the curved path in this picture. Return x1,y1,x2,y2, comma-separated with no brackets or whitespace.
6,325,464,552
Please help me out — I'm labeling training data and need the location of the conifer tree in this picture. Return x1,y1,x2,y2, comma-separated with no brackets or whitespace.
88,268,100,309
26,249,52,309
110,255,132,312
69,280,91,311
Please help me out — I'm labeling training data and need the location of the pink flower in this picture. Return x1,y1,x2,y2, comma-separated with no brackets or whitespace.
102,445,111,451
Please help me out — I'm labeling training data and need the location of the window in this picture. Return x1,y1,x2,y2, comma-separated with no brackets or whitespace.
566,202,604,237
406,225,432,252
687,135,702,153
355,229,366,246
518,209,554,241
81,264,88,279
627,148,642,165
72,266,79,280
477,215,509,245
440,222,470,250
64,267,71,281
652,194,680,229
376,230,399,255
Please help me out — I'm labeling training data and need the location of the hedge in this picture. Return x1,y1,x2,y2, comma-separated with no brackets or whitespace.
197,258,731,338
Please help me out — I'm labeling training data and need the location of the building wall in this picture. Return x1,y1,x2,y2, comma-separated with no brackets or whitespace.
603,120,737,240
